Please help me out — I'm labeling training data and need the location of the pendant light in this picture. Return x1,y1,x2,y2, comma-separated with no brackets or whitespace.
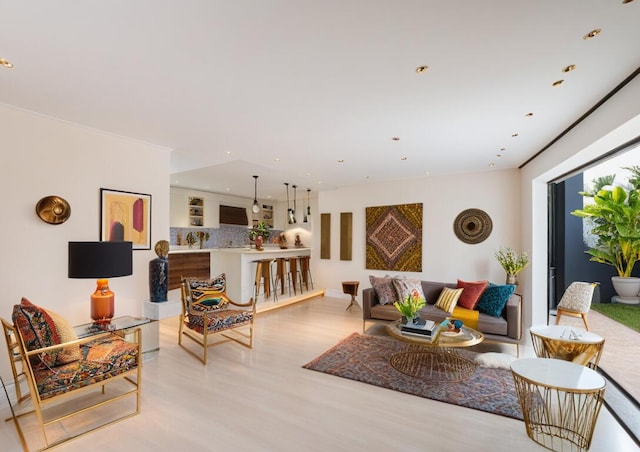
285,183,294,224
252,175,260,214
304,188,310,223
292,185,298,223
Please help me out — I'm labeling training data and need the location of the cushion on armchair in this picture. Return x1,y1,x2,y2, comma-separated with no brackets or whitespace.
184,273,228,307
12,297,81,367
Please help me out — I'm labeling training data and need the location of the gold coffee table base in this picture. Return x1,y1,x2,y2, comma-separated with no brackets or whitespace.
389,345,477,383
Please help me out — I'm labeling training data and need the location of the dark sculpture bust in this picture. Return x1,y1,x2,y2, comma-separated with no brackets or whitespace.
149,240,169,302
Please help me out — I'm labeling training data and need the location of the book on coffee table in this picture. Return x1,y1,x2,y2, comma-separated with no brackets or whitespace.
401,319,437,336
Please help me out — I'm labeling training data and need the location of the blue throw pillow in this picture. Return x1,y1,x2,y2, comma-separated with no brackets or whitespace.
476,283,515,317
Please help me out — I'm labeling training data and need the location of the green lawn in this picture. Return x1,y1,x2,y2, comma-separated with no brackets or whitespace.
591,303,640,333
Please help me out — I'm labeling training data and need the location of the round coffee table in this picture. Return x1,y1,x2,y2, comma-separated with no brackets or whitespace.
386,320,484,382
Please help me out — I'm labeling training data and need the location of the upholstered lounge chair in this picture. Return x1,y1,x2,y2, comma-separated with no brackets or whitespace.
179,274,256,364
4,297,141,451
555,281,597,331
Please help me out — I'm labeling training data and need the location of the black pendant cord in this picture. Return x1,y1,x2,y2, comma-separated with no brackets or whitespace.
292,185,297,223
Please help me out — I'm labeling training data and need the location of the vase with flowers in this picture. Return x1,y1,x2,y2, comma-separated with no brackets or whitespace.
393,289,426,324
495,247,529,285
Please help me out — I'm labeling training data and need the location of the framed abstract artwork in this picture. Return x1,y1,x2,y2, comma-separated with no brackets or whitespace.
100,188,152,250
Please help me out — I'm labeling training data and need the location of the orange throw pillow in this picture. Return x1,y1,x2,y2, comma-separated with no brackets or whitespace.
456,279,489,310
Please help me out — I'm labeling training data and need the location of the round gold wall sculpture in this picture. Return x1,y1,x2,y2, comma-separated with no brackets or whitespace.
453,208,492,244
36,195,71,225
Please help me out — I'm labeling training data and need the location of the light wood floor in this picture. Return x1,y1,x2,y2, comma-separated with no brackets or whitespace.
1,295,638,451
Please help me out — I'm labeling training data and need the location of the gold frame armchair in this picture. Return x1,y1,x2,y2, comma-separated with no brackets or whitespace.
3,297,141,451
179,274,256,364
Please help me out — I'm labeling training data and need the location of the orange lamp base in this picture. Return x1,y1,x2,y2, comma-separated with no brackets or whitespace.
91,278,115,324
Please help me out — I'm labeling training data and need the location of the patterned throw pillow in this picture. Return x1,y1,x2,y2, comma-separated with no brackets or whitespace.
184,274,229,310
369,275,396,305
476,283,515,317
392,277,426,304
12,297,81,367
434,287,463,314
456,279,489,310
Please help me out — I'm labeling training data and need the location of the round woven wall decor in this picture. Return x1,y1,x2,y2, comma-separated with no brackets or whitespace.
453,208,492,244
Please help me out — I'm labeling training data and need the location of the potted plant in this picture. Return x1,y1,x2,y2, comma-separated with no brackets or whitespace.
249,221,270,251
393,289,426,324
571,183,640,303
495,247,529,285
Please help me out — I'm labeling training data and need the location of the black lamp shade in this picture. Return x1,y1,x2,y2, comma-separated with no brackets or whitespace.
68,241,133,279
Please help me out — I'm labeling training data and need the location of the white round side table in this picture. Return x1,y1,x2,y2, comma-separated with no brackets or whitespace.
510,358,606,452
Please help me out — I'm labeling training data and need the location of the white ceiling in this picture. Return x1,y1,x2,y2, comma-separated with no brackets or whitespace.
1,1,639,201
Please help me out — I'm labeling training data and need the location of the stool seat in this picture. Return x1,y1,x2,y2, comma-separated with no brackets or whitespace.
342,281,360,310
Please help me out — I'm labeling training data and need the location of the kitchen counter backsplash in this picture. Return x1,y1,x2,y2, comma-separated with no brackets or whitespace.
170,224,284,249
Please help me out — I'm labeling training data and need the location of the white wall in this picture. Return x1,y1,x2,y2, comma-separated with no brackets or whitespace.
521,75,640,345
0,104,171,378
314,168,521,296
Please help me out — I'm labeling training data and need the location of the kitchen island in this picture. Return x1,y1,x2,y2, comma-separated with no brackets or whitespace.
211,247,314,307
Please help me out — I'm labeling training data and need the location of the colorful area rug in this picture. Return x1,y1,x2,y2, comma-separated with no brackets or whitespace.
303,333,523,420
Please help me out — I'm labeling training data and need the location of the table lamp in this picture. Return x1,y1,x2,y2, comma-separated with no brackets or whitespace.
68,241,133,324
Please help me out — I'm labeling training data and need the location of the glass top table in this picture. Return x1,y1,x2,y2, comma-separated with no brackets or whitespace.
74,316,151,339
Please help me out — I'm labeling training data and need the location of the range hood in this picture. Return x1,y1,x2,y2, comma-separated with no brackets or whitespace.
219,205,249,225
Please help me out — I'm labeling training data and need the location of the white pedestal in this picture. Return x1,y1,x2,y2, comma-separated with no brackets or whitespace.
143,299,182,320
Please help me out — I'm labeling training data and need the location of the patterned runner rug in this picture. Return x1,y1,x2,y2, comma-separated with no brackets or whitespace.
303,333,523,420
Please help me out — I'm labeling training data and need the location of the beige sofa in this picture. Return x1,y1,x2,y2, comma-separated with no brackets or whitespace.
363,280,522,354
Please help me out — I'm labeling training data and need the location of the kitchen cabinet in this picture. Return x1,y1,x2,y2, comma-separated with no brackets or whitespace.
170,187,219,228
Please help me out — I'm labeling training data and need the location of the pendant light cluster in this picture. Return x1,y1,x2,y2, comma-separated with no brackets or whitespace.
285,183,311,224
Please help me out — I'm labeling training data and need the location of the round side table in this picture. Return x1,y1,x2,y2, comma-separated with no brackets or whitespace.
510,358,606,452
530,325,605,369
342,281,360,310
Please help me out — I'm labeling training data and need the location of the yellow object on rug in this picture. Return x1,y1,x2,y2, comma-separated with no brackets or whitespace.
451,306,479,330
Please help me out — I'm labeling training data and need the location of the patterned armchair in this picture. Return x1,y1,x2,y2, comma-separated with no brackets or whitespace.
4,297,141,450
179,273,256,364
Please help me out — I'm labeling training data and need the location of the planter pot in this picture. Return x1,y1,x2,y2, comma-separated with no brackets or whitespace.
611,276,640,305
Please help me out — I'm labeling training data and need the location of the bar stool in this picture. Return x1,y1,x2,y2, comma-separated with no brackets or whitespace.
342,281,360,310
287,257,303,295
253,258,274,301
298,255,314,291
272,257,289,298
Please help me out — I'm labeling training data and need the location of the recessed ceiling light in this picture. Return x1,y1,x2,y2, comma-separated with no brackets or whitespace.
225,187,230,191
512,133,519,138
525,112,534,117
400,157,408,161
0,58,14,68
583,28,601,40
392,137,400,141
425,171,431,176
497,154,502,158
623,0,635,3
562,64,576,73
500,147,506,151
489,163,495,167
225,151,231,155
415,66,429,74
338,159,344,163
273,158,280,162
552,79,564,87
